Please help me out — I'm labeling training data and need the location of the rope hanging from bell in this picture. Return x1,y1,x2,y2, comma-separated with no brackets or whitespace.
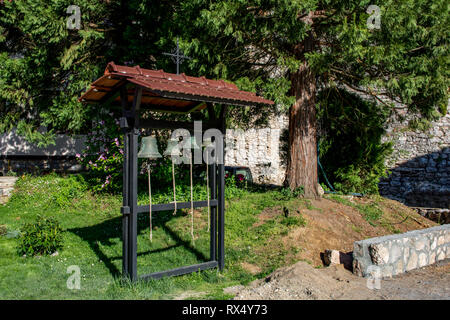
172,161,177,215
164,139,182,215
138,136,162,242
147,163,153,241
188,136,201,245
189,152,194,245
203,137,214,232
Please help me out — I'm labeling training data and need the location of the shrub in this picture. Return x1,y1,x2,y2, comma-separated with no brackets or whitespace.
77,113,124,193
0,224,6,236
317,88,393,194
17,215,63,256
276,186,304,201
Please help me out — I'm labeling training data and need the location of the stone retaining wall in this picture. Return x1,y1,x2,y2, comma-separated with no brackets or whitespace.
414,207,450,225
352,224,450,278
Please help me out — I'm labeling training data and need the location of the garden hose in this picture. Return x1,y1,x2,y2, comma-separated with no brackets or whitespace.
317,141,364,197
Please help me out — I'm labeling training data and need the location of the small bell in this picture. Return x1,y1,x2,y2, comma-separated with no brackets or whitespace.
189,136,201,150
138,136,162,159
164,139,182,156
202,137,214,148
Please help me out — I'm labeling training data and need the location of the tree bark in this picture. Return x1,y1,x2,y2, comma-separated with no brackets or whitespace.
284,35,319,199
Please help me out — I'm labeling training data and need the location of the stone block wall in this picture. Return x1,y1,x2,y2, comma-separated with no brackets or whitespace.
0,130,86,176
0,157,80,175
223,107,449,198
225,115,288,185
353,225,450,278
379,111,450,208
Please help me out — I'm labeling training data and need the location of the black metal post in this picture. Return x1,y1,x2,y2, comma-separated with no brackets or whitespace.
217,106,226,270
122,129,130,278
128,88,142,282
209,162,217,261
121,86,131,280
217,155,225,270
128,128,138,281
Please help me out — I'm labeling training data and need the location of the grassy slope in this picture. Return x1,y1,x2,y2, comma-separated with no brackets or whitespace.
0,174,434,300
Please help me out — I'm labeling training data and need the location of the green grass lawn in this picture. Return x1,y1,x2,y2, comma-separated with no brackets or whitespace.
0,174,304,299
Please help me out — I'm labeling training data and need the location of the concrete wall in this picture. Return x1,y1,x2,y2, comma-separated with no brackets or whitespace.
352,225,450,278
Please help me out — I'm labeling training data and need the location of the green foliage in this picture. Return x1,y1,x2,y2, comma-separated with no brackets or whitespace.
0,174,306,299
438,102,448,116
0,0,177,146
12,173,88,209
1,0,449,194
17,215,63,256
176,0,449,121
280,215,306,227
407,118,432,132
224,175,247,199
0,224,6,236
76,113,124,193
317,88,393,194
358,203,383,226
276,186,305,201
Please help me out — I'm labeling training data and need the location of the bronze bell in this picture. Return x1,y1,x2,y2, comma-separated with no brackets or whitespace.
189,136,201,149
138,136,162,159
164,139,182,156
202,137,214,147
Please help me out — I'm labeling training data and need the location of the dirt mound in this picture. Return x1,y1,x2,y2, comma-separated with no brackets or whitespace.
226,195,447,300
227,259,450,300
228,261,378,300
274,196,435,267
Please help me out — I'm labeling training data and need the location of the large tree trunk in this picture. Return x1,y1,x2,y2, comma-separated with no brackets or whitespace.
284,35,319,199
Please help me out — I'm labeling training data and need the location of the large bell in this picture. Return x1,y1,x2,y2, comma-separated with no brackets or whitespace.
138,136,162,159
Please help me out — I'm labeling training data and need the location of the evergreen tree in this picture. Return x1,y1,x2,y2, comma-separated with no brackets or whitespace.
172,0,449,197
1,1,448,198
0,0,175,145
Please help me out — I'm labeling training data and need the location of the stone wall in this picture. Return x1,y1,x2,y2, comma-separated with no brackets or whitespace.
224,114,288,185
0,157,81,175
0,129,86,175
352,224,450,278
0,130,86,156
224,107,449,200
414,207,450,225
379,111,450,208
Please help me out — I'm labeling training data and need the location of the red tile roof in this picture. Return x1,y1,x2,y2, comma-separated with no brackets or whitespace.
79,62,274,111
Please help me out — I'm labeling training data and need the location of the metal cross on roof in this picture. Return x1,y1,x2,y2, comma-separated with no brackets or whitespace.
163,38,191,75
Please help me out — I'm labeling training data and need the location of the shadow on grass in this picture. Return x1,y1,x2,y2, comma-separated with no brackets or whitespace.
67,210,209,278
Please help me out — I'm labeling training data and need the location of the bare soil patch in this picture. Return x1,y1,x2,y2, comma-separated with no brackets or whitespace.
269,196,434,267
228,259,449,300
225,195,445,300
